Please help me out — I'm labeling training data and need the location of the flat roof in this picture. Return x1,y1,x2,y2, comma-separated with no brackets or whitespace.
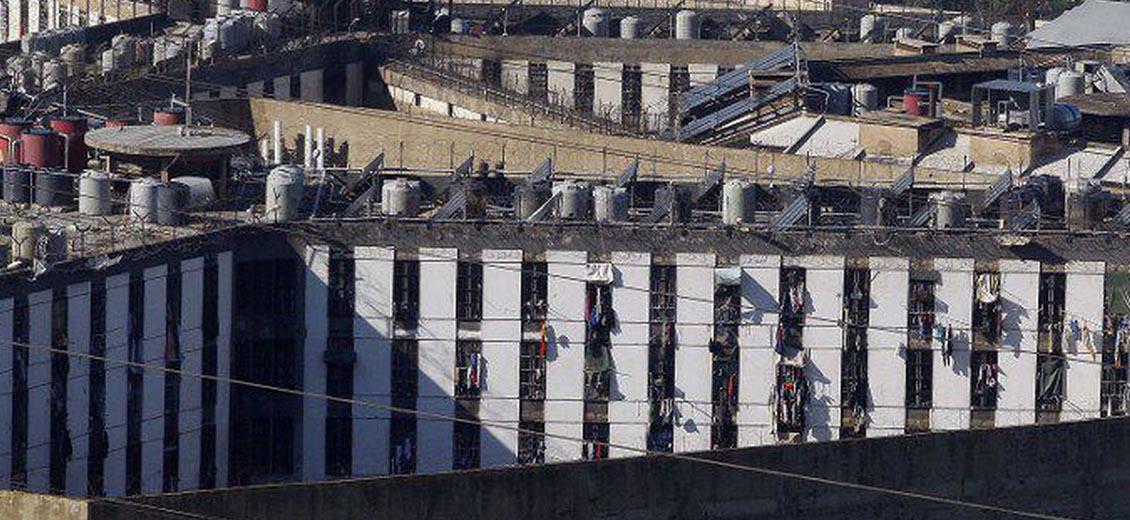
85,125,251,157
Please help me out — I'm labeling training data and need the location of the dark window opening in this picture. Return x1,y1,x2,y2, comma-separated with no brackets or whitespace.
906,349,934,410
11,296,27,489
1036,353,1066,416
163,264,182,493
325,358,353,478
390,339,418,475
973,271,1001,346
778,268,806,352
650,265,678,323
455,341,483,399
200,256,219,489
393,260,420,328
584,283,614,402
389,410,416,475
49,288,69,494
971,350,999,411
648,265,677,453
326,249,355,478
456,261,484,323
842,267,870,439
88,279,107,496
908,279,936,344
519,340,546,401
126,272,144,495
582,422,609,461
1038,272,1066,353
711,281,740,450
775,364,808,434
521,261,548,323
453,400,480,470
517,421,545,465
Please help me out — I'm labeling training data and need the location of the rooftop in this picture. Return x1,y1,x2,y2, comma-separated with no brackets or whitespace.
85,125,251,157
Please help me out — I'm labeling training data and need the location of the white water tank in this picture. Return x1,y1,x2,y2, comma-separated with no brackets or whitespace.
860,14,886,43
555,181,592,220
11,220,48,263
582,8,610,37
851,83,879,114
100,49,116,75
381,178,421,217
722,179,755,225
990,21,1014,46
265,165,305,222
129,177,162,223
1056,70,1085,100
60,44,85,76
1045,67,1066,87
217,0,235,16
593,185,629,222
620,16,640,39
79,170,113,216
171,176,216,208
675,10,700,40
930,191,966,229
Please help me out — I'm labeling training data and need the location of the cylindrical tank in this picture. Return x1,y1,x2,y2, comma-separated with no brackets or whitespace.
156,182,191,225
265,165,305,222
620,16,640,39
593,185,629,223
851,83,879,114
170,176,215,208
35,171,73,207
895,27,914,41
153,107,186,126
722,179,755,225
556,181,592,220
930,191,967,229
860,14,887,43
247,0,267,11
11,220,48,263
129,177,162,223
513,183,550,219
936,20,956,42
1048,103,1082,131
582,8,610,37
216,0,235,16
1056,70,1084,100
903,89,926,116
381,178,421,217
111,34,135,65
990,21,1014,46
859,189,884,226
101,48,116,74
60,44,85,76
49,116,88,173
41,59,66,90
675,10,700,40
133,38,154,67
0,118,30,164
78,170,113,216
1045,67,1066,88
4,167,32,203
21,129,63,168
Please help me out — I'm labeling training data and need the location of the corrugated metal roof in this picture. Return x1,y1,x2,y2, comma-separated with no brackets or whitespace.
1027,0,1130,49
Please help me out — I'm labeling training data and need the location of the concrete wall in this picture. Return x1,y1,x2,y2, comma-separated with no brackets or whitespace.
798,255,843,442
353,246,394,477
608,252,649,457
416,248,457,473
739,255,779,447
479,249,522,467
544,251,586,462
95,416,1130,520
868,257,908,437
302,246,329,481
931,258,973,431
674,253,713,452
0,491,87,520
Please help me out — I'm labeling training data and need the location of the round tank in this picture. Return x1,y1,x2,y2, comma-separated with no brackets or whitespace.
49,116,88,173
100,49,116,74
675,10,700,40
78,170,113,216
930,191,967,229
593,185,629,223
513,183,550,219
11,220,47,263
1045,67,1066,87
156,182,191,225
0,118,30,164
216,0,234,16
582,8,610,37
265,165,305,222
170,176,215,208
60,44,85,76
859,189,884,226
21,129,63,168
990,21,1014,46
903,89,926,116
620,16,640,39
129,177,162,223
556,181,592,220
1048,103,1082,131
153,107,185,126
381,178,421,217
851,83,879,114
247,0,267,11
1056,71,1084,100
134,38,154,67
860,14,886,43
4,167,32,203
722,179,755,225
895,27,914,41
35,171,72,207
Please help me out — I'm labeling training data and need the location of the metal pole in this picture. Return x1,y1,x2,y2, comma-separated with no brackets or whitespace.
185,40,192,125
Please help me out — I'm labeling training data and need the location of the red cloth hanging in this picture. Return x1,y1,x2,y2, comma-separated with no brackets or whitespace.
540,319,548,357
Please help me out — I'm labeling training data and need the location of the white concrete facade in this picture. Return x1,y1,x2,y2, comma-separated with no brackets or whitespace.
353,246,394,477
608,251,650,457
416,248,457,473
479,249,523,466
674,253,714,452
998,259,1040,427
932,258,973,431
867,257,908,437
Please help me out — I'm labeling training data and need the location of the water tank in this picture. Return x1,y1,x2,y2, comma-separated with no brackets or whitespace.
895,27,914,41
21,129,63,168
859,189,884,226
930,191,966,229
60,44,85,76
1048,103,1082,131
265,165,305,222
381,178,421,217
851,83,879,114
675,10,700,40
903,89,927,116
153,107,186,126
78,171,113,216
860,14,886,43
11,220,48,263
49,116,88,173
556,181,592,220
620,16,640,39
513,183,550,219
722,179,755,225
1056,71,1084,100
101,49,116,75
171,176,216,208
0,118,30,164
217,0,235,16
34,171,72,207
990,21,1014,46
1045,67,1066,88
247,0,267,11
129,177,162,223
3,167,32,203
111,35,136,65
156,182,191,225
593,185,629,223
134,38,154,67
41,59,66,91
582,8,610,37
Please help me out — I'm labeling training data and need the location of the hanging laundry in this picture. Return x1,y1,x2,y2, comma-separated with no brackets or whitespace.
469,353,480,388
539,318,548,357
775,323,786,354
1081,324,1095,361
942,325,954,366
976,274,1000,304
932,324,946,344
727,374,735,399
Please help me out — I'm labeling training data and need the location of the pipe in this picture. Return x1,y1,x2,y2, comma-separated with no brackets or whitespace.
272,120,281,164
303,124,312,169
316,127,325,171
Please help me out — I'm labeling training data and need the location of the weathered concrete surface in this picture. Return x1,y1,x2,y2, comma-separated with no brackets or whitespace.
91,416,1130,520
215,98,998,189
0,491,87,520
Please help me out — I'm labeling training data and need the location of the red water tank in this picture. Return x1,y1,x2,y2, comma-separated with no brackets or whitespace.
0,118,31,164
21,129,64,169
903,89,926,116
49,116,89,172
103,118,131,128
247,0,267,11
153,107,185,126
